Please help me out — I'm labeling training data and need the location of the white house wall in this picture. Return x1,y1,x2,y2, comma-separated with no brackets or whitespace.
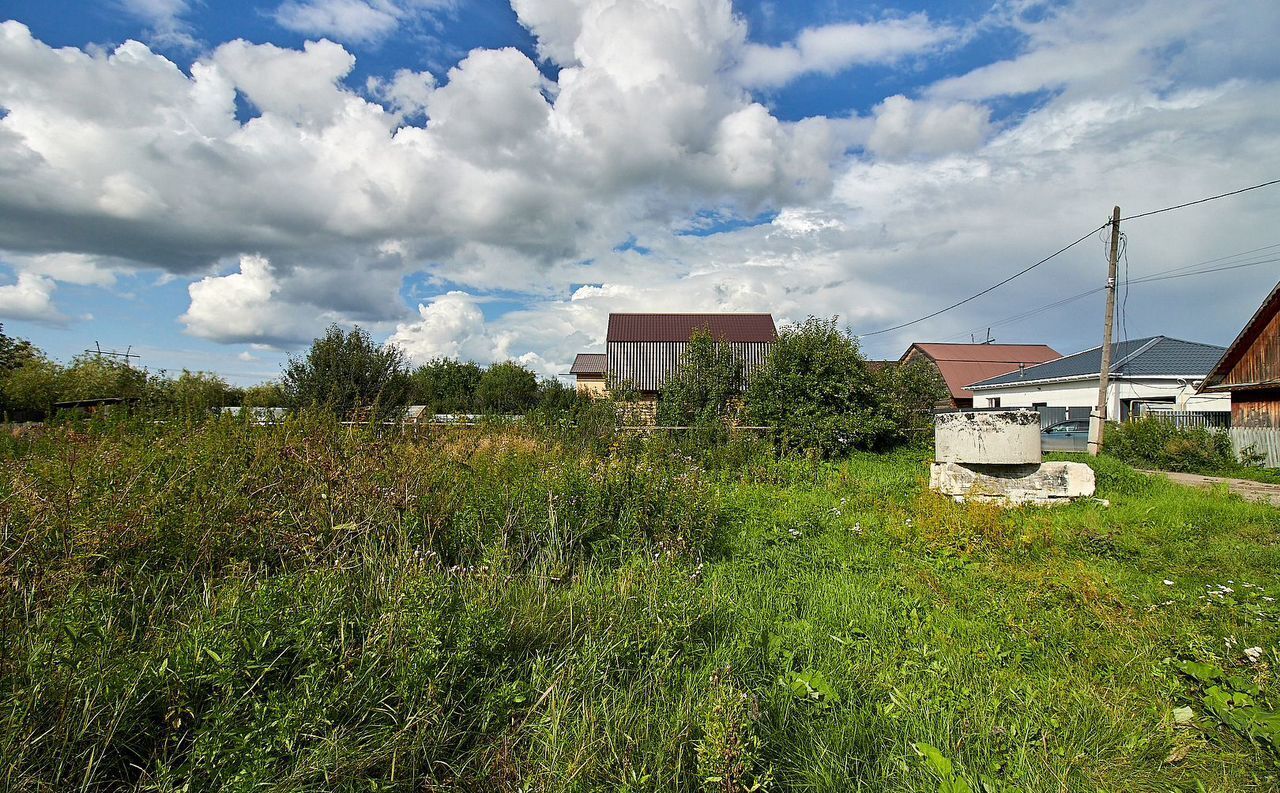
971,378,1229,416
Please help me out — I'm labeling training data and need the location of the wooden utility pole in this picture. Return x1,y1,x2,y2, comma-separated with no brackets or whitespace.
1088,206,1121,456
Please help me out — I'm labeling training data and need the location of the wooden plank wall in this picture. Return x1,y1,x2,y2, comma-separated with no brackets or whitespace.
1231,427,1280,468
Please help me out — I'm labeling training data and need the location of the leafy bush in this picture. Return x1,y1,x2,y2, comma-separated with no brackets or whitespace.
1104,417,1238,472
746,316,897,458
875,355,949,439
657,328,744,430
240,380,288,408
476,360,538,414
59,354,150,402
146,369,240,416
409,357,483,413
2,355,61,417
527,380,620,455
282,324,411,417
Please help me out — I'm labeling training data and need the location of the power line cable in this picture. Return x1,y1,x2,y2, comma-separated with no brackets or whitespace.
858,180,1280,339
1129,255,1280,284
1118,178,1280,222
1119,231,1130,347
857,223,1108,337
941,243,1280,342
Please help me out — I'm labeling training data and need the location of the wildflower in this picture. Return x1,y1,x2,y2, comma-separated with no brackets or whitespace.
1244,646,1264,664
1163,580,1174,586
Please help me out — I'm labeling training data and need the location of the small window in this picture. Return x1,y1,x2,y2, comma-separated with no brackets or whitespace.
987,397,1001,408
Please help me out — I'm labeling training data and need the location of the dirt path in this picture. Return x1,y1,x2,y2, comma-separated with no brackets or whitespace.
1142,470,1280,507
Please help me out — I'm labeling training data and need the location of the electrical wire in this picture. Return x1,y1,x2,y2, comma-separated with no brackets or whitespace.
856,222,1108,337
1118,178,1280,222
857,179,1280,340
1118,231,1130,347
939,243,1280,343
1128,255,1280,284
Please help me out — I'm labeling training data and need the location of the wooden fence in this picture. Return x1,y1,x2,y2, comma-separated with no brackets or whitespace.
1230,428,1280,468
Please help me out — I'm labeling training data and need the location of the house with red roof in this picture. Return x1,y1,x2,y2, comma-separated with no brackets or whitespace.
899,342,1062,409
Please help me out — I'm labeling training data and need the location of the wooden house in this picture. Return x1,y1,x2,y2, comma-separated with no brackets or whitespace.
1199,281,1280,428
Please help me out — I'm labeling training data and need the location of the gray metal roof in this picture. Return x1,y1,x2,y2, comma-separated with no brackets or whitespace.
968,336,1227,389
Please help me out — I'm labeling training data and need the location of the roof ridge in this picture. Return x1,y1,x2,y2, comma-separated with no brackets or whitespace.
1151,335,1233,349
1109,336,1163,371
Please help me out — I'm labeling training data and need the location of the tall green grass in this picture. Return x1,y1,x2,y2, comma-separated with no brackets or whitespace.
2,417,1278,791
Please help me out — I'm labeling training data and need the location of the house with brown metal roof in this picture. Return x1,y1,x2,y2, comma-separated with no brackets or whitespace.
899,342,1062,409
569,353,607,396
1198,281,1280,429
569,313,777,402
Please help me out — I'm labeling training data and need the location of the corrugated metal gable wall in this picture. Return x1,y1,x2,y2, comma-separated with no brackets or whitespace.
606,341,773,392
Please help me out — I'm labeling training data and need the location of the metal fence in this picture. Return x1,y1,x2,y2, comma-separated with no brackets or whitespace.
1231,428,1280,468
1034,406,1069,428
1135,408,1232,429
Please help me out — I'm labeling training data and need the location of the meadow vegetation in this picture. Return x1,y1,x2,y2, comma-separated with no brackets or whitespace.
1106,417,1280,483
2,415,1278,791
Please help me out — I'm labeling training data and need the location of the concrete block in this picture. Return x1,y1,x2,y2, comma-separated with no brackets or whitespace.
930,461,1096,505
935,410,1042,465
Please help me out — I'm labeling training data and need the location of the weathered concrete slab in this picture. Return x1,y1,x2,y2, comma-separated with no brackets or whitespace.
935,410,1041,465
930,461,1096,505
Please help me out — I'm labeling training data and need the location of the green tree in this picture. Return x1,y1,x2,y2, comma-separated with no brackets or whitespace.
475,360,538,414
746,316,896,458
656,328,744,428
151,370,239,416
0,324,43,417
2,356,63,417
282,325,411,417
875,356,948,441
0,324,37,374
409,357,482,413
532,378,581,416
241,381,289,409
60,354,150,402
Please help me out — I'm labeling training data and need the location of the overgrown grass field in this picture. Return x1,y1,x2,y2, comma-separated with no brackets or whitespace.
1,417,1278,791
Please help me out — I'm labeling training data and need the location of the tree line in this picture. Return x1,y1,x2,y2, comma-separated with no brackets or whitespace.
0,319,946,458
655,317,947,457
0,324,571,421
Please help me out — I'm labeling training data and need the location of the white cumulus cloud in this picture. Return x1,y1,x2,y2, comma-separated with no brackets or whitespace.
0,0,1277,371
273,0,454,44
735,13,955,88
0,272,67,326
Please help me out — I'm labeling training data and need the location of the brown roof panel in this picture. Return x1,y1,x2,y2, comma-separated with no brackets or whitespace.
607,313,777,343
569,353,606,375
904,342,1061,400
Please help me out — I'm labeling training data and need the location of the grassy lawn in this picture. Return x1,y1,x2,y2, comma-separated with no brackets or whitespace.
1,419,1278,791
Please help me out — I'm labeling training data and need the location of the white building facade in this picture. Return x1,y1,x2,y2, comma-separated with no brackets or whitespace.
967,375,1228,420
967,336,1230,421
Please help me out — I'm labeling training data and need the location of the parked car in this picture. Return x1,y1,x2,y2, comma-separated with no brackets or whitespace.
1042,419,1090,452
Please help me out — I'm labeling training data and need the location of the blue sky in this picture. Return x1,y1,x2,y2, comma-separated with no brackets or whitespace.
1,0,1278,383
